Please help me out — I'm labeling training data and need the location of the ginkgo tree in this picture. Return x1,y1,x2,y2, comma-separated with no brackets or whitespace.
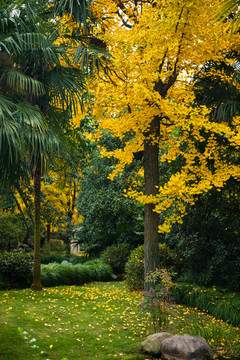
88,0,240,288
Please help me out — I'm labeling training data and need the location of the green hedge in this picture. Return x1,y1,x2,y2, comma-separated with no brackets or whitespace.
0,252,33,289
173,282,240,327
0,252,113,289
41,260,113,287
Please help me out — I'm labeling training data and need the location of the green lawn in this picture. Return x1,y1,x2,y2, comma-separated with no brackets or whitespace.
0,281,239,360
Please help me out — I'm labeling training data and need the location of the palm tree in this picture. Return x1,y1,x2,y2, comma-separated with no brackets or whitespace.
0,1,46,185
217,0,240,32
0,0,88,290
193,59,240,125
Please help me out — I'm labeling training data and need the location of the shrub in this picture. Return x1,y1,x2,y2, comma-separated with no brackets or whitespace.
41,260,113,287
141,267,174,331
0,214,27,252
100,243,132,274
125,245,144,291
125,243,176,291
0,252,33,289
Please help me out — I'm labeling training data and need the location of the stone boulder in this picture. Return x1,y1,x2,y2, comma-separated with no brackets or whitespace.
160,334,213,360
141,332,172,357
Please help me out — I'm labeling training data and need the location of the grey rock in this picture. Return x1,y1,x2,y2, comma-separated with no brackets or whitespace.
160,334,213,360
141,332,172,356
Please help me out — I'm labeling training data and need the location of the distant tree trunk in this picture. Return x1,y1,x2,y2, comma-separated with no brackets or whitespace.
144,116,160,291
66,180,77,254
17,185,34,226
46,223,51,243
14,195,32,246
31,158,43,290
65,229,71,254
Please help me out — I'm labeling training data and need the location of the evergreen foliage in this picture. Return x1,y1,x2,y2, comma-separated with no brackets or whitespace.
125,244,176,291
0,214,26,252
76,133,144,256
0,252,33,289
100,243,132,274
164,182,240,291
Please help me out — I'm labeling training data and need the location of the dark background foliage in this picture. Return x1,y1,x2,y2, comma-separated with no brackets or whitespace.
163,180,240,290
75,132,144,256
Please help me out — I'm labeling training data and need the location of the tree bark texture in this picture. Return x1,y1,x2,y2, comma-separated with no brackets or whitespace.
46,223,51,244
66,180,76,254
144,116,160,291
31,159,43,290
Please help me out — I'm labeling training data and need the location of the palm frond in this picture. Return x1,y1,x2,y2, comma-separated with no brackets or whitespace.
19,32,57,51
0,11,11,33
0,94,16,117
48,66,87,114
216,0,240,32
53,0,92,32
17,33,63,74
0,92,47,168
0,110,20,170
0,35,21,54
26,125,60,174
74,42,111,73
17,102,46,133
218,0,239,15
213,100,240,124
2,68,46,97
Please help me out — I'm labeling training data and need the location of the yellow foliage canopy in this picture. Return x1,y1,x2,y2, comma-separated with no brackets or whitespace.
89,0,240,232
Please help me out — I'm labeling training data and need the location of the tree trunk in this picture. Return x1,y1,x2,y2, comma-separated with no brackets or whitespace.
14,194,32,246
144,116,160,291
66,180,77,254
17,186,34,226
31,159,43,290
46,223,51,243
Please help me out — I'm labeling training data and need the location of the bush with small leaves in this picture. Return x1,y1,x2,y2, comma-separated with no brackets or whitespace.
125,245,144,291
0,252,33,289
141,267,174,331
125,243,176,291
0,214,27,252
100,243,132,274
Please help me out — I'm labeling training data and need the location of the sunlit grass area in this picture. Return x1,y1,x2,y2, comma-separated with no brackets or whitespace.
0,282,239,360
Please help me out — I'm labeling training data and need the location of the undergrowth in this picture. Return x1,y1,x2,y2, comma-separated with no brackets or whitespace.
173,282,240,326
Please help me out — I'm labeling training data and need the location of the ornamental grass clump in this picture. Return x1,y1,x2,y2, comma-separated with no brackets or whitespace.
41,253,90,265
41,260,112,287
173,282,240,326
140,267,175,331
